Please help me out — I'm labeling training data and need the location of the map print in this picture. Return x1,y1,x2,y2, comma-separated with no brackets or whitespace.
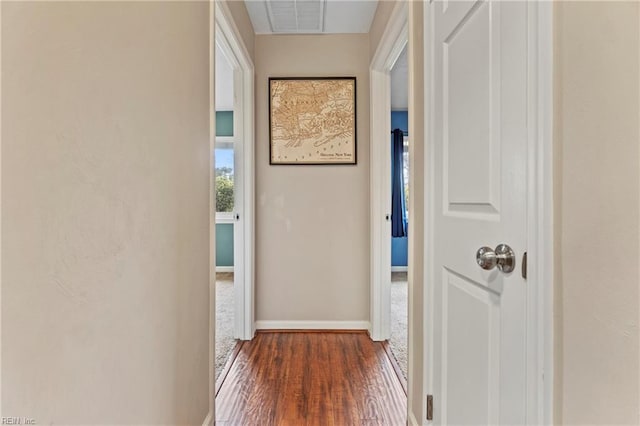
270,78,356,164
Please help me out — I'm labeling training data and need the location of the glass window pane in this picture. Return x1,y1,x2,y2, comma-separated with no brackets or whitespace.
215,146,234,212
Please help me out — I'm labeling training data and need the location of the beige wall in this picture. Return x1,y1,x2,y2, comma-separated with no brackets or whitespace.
555,2,640,424
222,0,255,60
254,34,370,324
1,2,211,423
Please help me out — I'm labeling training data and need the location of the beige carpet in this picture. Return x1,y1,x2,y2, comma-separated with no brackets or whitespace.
215,273,238,382
390,272,408,380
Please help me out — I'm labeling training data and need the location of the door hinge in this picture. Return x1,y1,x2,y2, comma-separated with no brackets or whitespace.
426,394,433,421
522,251,528,279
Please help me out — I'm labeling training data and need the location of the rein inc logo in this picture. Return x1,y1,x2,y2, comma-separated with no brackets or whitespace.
2,418,35,425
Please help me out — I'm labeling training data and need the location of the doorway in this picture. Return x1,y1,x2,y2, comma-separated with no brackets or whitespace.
371,2,552,423
369,1,409,421
388,45,409,383
212,0,255,395
213,40,238,383
369,0,407,346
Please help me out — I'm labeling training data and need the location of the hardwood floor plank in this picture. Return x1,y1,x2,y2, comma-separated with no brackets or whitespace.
381,341,408,396
216,340,245,397
216,332,406,425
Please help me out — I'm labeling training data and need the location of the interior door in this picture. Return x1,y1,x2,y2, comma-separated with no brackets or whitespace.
431,0,528,424
232,66,245,340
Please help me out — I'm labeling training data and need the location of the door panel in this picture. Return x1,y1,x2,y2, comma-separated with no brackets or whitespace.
432,0,528,424
443,1,500,214
442,269,500,425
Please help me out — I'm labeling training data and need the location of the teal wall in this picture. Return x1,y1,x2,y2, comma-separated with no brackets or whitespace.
216,110,234,267
215,223,234,267
216,111,233,137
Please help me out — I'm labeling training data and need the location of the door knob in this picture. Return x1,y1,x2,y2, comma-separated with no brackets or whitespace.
476,244,516,273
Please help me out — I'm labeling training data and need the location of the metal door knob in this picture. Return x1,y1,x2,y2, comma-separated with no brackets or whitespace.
476,244,516,273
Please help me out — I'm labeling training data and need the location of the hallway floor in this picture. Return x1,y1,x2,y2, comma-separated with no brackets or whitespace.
215,331,407,425
390,271,408,380
215,272,238,383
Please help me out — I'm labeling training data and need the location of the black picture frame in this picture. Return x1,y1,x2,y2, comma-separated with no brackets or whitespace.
269,77,357,165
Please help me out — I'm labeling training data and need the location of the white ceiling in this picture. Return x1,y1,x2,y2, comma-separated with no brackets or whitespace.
390,45,408,110
242,0,407,108
244,0,378,34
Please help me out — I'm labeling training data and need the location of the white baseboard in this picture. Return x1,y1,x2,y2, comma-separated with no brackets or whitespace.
391,266,408,272
215,266,234,273
255,320,370,331
202,410,213,426
408,410,420,425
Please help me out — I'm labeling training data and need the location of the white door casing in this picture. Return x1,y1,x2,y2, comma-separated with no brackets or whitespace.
215,1,255,342
369,0,408,342
429,1,537,424
207,3,215,425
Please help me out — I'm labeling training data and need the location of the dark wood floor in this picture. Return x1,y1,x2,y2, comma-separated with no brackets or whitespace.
215,331,407,425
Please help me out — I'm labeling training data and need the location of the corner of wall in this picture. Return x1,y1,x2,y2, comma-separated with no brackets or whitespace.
552,1,564,424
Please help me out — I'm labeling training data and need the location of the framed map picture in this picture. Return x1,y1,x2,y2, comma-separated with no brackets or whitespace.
269,77,357,165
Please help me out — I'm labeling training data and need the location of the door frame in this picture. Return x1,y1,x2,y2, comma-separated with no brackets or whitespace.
525,2,555,422
421,1,554,425
207,1,255,424
207,3,216,425
369,0,408,342
0,2,3,415
214,0,255,341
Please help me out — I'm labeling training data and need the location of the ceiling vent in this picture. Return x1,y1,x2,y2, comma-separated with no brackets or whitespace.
266,0,326,33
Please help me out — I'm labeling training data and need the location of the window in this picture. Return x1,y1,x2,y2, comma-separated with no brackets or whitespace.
215,106,235,215
215,140,234,213
403,135,409,221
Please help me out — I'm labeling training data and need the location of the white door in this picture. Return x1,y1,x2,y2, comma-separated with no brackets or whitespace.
431,0,529,424
231,63,251,340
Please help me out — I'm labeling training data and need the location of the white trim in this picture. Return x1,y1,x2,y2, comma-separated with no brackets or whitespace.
408,411,420,426
370,68,393,341
207,1,216,423
391,266,408,273
215,135,235,145
215,213,235,224
215,0,255,343
528,2,555,424
215,138,234,151
255,321,371,331
424,3,435,426
0,0,3,414
202,411,213,426
215,266,234,273
369,0,408,342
